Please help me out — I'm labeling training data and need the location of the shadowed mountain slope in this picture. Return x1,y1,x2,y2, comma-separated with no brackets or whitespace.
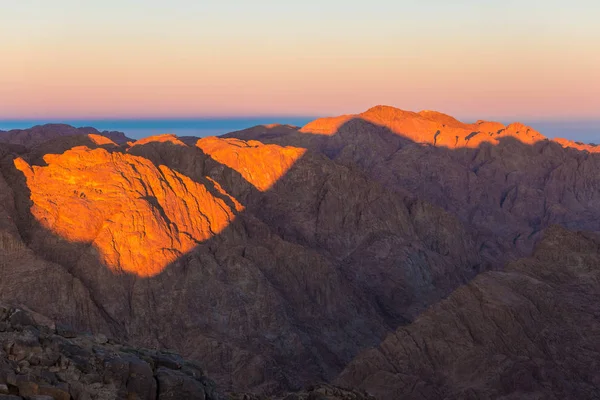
336,225,600,399
0,303,374,400
226,106,600,265
0,303,220,400
0,124,482,394
1,108,600,397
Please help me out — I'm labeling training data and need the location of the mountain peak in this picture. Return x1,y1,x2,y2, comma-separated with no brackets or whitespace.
129,133,187,148
14,146,237,277
361,105,419,120
299,105,547,148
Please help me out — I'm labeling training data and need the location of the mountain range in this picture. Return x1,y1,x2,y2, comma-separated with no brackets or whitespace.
1,105,600,399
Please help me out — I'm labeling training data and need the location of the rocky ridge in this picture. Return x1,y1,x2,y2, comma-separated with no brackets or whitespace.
0,303,219,400
14,146,237,277
336,225,600,399
0,127,481,393
299,106,545,148
2,108,600,397
1,305,375,400
225,105,600,264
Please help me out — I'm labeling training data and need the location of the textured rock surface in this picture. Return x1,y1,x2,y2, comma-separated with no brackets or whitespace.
0,123,482,394
0,306,378,400
226,105,600,264
230,384,377,400
2,111,600,398
196,136,306,192
553,137,600,153
296,106,546,148
14,147,236,276
337,226,600,399
0,304,218,400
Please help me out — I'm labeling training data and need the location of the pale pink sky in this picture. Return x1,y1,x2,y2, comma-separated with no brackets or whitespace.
1,1,599,119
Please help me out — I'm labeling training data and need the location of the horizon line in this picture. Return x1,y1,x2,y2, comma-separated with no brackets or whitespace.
1,109,600,128
3,116,600,121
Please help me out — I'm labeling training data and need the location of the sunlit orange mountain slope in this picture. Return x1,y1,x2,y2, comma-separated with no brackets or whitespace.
1,106,600,398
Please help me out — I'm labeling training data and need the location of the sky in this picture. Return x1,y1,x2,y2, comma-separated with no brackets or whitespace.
1,0,599,121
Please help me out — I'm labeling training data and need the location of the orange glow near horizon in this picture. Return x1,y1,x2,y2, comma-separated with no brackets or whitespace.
2,46,598,120
1,2,599,120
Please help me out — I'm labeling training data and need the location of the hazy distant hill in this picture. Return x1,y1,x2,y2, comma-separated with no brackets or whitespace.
0,123,131,146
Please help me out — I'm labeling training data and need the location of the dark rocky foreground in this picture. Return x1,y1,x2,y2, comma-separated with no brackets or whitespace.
0,304,218,400
0,304,375,400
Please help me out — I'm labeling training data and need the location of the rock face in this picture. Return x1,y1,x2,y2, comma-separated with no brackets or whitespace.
2,110,600,397
336,225,600,399
0,123,482,394
225,105,600,264
231,384,377,400
196,136,306,192
0,304,218,400
0,304,378,400
14,146,237,277
553,137,600,153
298,106,545,148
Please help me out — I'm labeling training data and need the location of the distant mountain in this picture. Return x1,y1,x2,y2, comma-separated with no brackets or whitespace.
0,123,132,147
1,107,600,398
227,105,600,263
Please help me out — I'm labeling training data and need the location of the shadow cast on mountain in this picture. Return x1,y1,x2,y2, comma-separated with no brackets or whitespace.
226,116,600,261
2,115,600,394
